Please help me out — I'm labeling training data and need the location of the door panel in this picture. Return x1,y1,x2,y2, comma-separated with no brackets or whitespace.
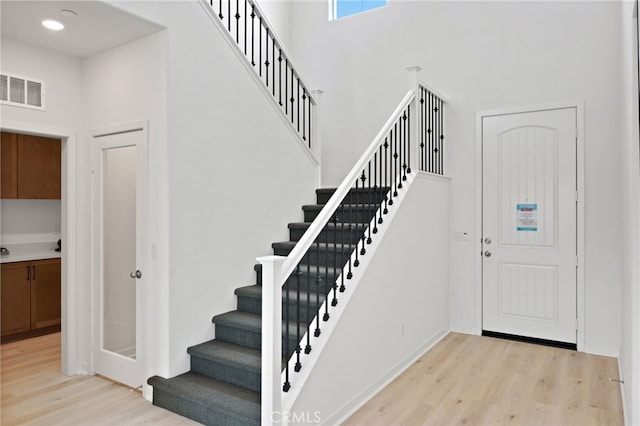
93,128,146,388
483,108,577,344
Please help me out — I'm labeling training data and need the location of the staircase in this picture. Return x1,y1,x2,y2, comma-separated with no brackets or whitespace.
147,186,388,426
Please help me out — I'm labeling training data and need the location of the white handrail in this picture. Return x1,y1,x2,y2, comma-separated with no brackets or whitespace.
279,89,416,283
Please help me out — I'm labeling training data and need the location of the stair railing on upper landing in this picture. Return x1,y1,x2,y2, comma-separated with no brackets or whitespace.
200,0,320,161
259,66,446,425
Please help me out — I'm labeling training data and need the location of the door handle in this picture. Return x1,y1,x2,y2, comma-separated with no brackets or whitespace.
130,270,142,279
484,237,492,244
32,265,36,280
484,251,492,257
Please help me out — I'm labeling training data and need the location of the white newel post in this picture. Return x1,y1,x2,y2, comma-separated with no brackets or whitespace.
258,255,285,426
406,66,421,173
311,89,324,188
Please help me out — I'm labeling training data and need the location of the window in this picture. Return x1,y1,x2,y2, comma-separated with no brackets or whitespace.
332,0,386,19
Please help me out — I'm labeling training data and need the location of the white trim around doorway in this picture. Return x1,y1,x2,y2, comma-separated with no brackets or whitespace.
1,119,78,375
474,100,585,352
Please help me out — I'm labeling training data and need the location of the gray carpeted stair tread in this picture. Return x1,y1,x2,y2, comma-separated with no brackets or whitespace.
148,372,260,424
188,340,261,374
212,310,300,338
271,241,355,252
302,203,380,211
287,222,367,231
254,263,341,278
235,285,325,305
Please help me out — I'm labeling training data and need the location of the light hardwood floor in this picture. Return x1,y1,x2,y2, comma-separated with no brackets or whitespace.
344,333,624,426
1,333,197,426
1,332,624,425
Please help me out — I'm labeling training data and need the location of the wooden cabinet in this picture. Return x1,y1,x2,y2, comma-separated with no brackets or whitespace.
1,258,61,341
0,262,31,336
0,131,61,199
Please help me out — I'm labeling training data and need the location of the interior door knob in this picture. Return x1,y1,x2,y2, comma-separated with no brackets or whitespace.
130,270,142,279
484,237,492,244
484,251,492,257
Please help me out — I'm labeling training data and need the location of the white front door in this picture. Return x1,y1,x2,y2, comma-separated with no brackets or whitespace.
482,108,577,344
93,127,147,388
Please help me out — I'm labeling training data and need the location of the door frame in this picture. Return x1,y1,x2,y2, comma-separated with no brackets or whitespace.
475,100,585,351
90,120,149,389
0,120,78,375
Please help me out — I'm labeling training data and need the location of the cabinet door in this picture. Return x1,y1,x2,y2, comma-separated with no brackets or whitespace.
1,262,31,336
17,134,61,199
30,259,61,329
1,131,18,198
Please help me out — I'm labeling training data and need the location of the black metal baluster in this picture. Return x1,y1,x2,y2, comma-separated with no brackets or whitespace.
297,78,301,132
360,171,367,255
302,90,307,142
384,137,390,211
258,17,262,77
272,39,276,96
243,0,247,54
295,265,302,372
353,177,360,268
308,99,312,149
398,115,407,189
393,122,399,197
235,0,240,43
305,259,311,354
407,105,412,174
315,237,321,337
278,51,283,106
367,163,372,244
228,0,231,31
290,72,295,124
339,205,346,291
420,89,425,171
285,60,288,114
388,129,394,206
373,153,379,232
347,189,353,279
264,27,269,86
377,146,383,224
250,6,255,66
283,272,290,391
439,98,444,174
429,93,433,173
325,218,331,318
219,0,223,19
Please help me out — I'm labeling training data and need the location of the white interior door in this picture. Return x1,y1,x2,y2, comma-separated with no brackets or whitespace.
482,108,577,344
93,127,147,388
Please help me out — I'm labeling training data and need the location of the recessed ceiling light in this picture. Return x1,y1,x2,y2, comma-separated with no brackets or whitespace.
60,9,77,17
42,20,64,31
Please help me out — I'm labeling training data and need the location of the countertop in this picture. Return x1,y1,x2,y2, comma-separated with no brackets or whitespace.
0,242,61,263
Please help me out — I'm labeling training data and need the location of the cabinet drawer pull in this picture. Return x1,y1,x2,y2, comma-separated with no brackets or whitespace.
32,265,36,280
26,266,30,281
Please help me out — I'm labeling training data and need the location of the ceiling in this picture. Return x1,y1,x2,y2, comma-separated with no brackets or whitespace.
0,0,164,58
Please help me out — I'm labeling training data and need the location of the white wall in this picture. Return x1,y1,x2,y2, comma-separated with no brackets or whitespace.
289,0,624,356
0,38,84,131
288,173,450,425
0,37,86,373
1,199,61,236
83,30,169,386
619,1,640,424
110,0,318,376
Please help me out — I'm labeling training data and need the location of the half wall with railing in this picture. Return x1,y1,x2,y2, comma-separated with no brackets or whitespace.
259,67,447,423
202,0,316,148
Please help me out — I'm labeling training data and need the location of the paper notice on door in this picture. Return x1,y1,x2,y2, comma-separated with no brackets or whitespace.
516,204,537,231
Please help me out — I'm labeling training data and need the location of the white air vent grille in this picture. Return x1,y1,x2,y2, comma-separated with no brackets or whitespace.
0,73,45,110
